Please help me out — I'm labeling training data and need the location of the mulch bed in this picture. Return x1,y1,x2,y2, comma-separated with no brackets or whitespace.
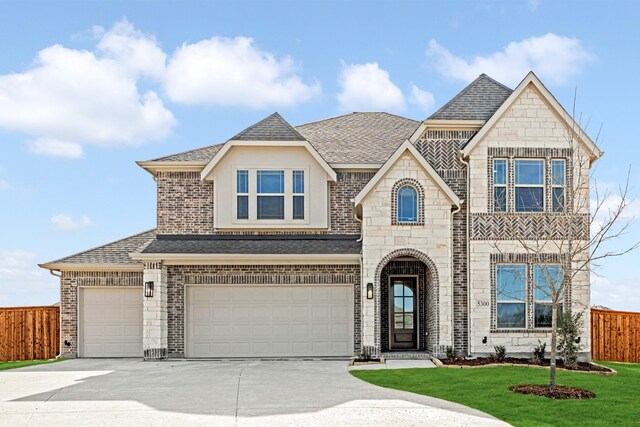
509,384,596,399
441,356,612,373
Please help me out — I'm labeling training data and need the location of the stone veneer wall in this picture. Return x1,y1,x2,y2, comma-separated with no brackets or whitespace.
59,271,143,357
157,171,215,235
166,264,361,357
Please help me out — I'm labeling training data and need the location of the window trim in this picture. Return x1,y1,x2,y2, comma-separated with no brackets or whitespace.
232,167,309,225
391,178,425,226
514,158,546,213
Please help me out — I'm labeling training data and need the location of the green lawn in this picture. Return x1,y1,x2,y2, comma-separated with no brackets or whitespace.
0,358,61,371
351,362,640,426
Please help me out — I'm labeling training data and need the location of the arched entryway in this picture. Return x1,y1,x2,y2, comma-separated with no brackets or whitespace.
374,248,440,354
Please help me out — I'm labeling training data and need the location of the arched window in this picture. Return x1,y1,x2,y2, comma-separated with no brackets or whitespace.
397,185,418,223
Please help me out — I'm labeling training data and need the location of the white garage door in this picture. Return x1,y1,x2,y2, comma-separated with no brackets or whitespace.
187,285,353,358
80,288,143,357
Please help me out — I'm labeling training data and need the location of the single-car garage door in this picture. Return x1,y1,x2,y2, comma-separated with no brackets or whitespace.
80,288,143,357
187,285,353,358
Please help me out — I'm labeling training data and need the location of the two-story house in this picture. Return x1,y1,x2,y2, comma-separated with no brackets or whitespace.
40,72,601,361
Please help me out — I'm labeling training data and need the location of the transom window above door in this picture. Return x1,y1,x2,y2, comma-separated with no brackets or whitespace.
234,169,307,223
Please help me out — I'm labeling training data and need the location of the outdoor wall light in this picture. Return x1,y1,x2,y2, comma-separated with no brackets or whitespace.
482,336,488,344
144,281,154,298
366,283,374,299
575,337,581,344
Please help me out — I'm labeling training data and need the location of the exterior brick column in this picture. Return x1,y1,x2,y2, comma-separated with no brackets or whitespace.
143,262,168,360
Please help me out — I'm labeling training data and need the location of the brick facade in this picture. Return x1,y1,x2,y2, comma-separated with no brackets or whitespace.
59,270,143,358
157,171,215,235
166,264,361,357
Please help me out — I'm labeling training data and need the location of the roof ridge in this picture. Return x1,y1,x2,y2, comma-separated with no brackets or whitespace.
429,74,487,119
478,73,513,92
148,143,225,162
44,229,156,265
296,111,418,128
231,112,306,141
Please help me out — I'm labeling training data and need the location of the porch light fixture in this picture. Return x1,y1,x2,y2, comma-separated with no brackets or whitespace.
144,281,154,298
366,283,374,299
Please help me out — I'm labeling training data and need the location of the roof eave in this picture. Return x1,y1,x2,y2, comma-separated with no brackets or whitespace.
136,160,208,176
38,262,143,272
129,252,360,265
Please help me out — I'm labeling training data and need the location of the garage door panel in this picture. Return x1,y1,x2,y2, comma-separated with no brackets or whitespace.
187,286,353,358
81,288,142,358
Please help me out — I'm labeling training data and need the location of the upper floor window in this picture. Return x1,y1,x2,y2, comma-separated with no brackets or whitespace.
551,159,566,213
493,159,507,212
397,185,418,223
236,170,249,220
235,169,306,222
515,159,545,212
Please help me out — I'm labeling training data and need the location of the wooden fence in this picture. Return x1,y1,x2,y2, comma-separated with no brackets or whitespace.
591,308,640,363
0,306,59,362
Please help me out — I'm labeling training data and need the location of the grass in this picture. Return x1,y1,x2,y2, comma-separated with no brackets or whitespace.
351,362,640,426
0,358,61,371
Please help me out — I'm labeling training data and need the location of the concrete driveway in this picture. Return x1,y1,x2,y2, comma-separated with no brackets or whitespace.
0,359,508,426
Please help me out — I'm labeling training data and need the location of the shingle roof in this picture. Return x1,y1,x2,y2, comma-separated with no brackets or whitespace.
231,112,306,141
42,229,156,266
296,112,420,164
142,234,361,255
428,74,512,121
150,144,224,162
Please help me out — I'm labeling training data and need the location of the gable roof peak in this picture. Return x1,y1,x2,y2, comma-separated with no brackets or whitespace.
230,112,306,141
428,74,513,121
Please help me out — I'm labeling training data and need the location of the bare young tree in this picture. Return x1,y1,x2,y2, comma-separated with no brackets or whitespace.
494,95,639,390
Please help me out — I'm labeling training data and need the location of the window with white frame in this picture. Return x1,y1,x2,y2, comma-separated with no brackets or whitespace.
551,159,566,213
397,185,418,223
515,159,545,212
534,264,564,328
493,159,507,212
234,169,306,222
496,264,527,328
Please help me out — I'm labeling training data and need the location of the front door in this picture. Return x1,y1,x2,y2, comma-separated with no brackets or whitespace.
390,278,417,350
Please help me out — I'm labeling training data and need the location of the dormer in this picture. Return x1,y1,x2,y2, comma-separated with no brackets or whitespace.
200,113,336,230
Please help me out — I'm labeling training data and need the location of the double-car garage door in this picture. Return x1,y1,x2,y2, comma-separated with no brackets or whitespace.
186,285,353,358
79,285,353,358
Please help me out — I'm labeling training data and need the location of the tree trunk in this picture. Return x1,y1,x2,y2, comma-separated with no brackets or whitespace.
549,303,558,390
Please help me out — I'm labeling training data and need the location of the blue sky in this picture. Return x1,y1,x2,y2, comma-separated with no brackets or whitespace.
0,0,638,309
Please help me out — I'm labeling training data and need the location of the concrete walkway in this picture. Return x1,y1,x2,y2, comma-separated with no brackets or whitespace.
0,359,508,426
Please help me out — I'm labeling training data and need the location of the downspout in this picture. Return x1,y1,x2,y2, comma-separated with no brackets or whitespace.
458,151,472,356
352,199,363,243
451,202,462,353
49,269,62,278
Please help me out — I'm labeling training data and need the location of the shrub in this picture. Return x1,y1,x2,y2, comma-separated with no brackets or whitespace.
558,311,584,368
357,346,373,361
532,340,546,363
445,346,456,361
494,345,506,362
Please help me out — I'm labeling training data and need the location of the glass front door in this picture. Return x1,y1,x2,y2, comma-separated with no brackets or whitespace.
390,278,417,350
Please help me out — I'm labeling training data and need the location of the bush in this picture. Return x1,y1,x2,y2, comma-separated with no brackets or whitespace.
558,311,584,368
494,345,506,362
445,346,456,361
532,340,546,363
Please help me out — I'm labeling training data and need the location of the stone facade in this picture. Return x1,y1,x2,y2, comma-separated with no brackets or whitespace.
165,264,361,358
59,270,143,358
360,151,454,356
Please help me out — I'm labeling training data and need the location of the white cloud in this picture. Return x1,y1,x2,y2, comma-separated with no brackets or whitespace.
0,250,58,306
427,34,594,86
97,18,166,80
0,179,8,190
591,275,640,312
28,138,84,158
337,62,405,112
409,84,436,113
164,36,320,107
0,19,176,157
51,214,93,232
